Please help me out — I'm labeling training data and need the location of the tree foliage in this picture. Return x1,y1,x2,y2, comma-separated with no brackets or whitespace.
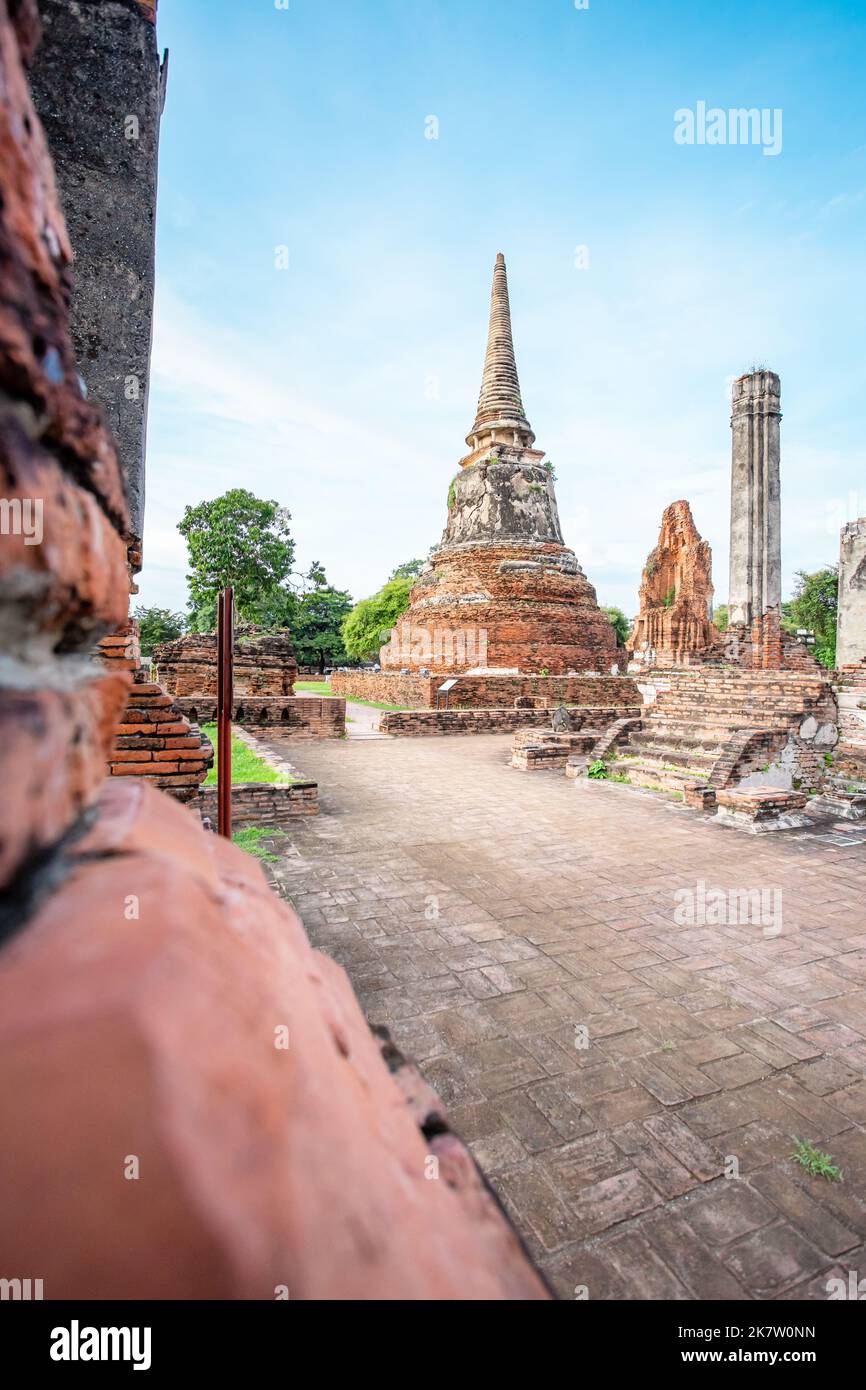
292,581,353,671
178,489,295,631
602,606,630,646
389,558,425,581
782,567,839,669
342,576,414,662
133,605,185,657
713,603,729,632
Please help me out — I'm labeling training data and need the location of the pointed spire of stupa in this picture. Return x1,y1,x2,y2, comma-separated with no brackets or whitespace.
467,253,535,450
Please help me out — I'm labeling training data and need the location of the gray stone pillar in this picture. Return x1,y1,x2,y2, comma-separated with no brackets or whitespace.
837,518,866,668
29,0,167,573
728,370,782,630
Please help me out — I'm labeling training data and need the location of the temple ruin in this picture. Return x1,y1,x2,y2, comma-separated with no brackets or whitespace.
628,499,715,665
155,628,299,698
153,628,346,736
380,253,618,676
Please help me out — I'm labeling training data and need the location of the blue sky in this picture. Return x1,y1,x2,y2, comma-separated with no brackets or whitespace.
140,0,866,619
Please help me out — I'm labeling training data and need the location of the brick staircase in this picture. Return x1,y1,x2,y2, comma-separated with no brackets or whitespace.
611,669,834,794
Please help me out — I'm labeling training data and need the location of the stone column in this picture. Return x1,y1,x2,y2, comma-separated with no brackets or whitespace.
29,0,167,575
837,518,866,668
728,370,782,667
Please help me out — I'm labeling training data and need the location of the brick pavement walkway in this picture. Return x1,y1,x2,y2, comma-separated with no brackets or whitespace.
262,732,866,1300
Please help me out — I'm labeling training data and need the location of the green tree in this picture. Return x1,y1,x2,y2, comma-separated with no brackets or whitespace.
713,603,729,632
602,606,630,647
133,605,185,657
782,567,839,669
178,489,295,631
342,576,414,662
389,558,425,581
292,581,353,672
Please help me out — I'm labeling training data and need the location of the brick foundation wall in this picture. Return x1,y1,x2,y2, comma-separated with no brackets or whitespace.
380,704,640,737
510,730,597,770
172,694,346,738
381,708,565,736
154,630,298,698
333,671,640,711
197,781,318,825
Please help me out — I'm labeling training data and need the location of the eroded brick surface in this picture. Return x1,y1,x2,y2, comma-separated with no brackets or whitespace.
629,500,715,664
265,732,866,1300
0,780,548,1299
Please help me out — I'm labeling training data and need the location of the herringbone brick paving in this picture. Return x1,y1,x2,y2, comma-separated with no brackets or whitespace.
262,732,866,1300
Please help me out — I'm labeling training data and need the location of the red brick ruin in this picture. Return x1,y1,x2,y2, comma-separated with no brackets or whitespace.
629,500,715,666
0,0,547,1300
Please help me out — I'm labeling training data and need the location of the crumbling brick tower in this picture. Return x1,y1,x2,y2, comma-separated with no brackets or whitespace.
629,499,715,665
381,254,617,675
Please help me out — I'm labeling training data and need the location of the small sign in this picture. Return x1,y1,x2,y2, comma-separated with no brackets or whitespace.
438,679,459,693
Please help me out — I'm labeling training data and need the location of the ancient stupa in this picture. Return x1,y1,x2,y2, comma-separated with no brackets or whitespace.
381,253,617,674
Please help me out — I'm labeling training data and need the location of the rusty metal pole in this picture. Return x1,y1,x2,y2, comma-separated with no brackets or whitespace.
217,586,234,839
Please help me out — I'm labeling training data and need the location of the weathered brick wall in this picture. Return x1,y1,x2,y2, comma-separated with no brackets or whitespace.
155,630,298,699
382,708,568,737
333,670,640,710
381,703,640,738
0,0,131,919
96,619,213,801
198,781,318,825
173,694,346,738
331,672,437,706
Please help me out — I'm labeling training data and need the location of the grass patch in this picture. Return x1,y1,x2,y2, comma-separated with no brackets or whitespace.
792,1139,842,1182
201,723,293,785
232,826,288,862
587,760,630,784
350,698,412,711
295,681,409,712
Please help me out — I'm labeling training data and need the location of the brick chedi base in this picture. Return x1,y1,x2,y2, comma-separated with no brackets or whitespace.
380,254,617,676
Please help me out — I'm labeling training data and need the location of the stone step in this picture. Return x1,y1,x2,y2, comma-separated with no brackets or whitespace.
648,707,807,728
644,716,795,741
652,693,818,710
624,737,719,769
613,758,696,793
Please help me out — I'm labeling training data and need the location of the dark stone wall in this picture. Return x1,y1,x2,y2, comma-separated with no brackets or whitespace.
28,0,166,566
